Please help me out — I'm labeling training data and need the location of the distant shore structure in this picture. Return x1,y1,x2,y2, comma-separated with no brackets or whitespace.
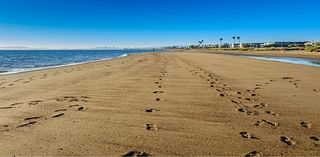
231,36,242,48
166,39,319,49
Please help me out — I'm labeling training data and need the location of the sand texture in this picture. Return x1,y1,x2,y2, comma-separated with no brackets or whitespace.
0,52,319,156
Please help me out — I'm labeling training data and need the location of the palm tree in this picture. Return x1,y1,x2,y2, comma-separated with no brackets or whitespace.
198,40,204,48
237,36,241,48
232,36,236,48
219,38,223,48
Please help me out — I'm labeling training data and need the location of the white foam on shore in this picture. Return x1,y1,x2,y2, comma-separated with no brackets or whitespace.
0,53,129,76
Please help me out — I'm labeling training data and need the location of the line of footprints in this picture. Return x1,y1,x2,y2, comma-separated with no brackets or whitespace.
0,96,89,132
144,64,168,131
123,63,168,156
187,65,319,157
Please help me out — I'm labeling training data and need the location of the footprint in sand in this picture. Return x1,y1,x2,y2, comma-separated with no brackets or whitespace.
238,107,247,113
145,124,158,131
301,122,312,128
28,100,44,106
55,109,67,112
0,106,14,109
14,79,23,82
155,98,163,101
250,93,257,97
0,125,9,131
122,150,151,157
255,119,278,127
280,136,296,146
77,106,85,111
236,106,259,115
265,111,279,116
17,121,37,128
68,104,80,108
145,108,159,113
52,113,65,118
245,151,262,157
246,110,259,116
282,76,294,80
219,93,226,97
81,99,89,103
57,96,90,103
240,132,260,140
244,98,255,102
310,136,319,142
230,100,241,105
152,91,164,94
56,96,79,102
24,116,41,121
253,103,267,109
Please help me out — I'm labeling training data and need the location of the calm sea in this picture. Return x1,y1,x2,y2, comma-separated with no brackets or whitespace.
0,49,151,75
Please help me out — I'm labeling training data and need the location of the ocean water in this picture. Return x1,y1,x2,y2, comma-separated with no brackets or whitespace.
0,49,151,75
243,56,320,67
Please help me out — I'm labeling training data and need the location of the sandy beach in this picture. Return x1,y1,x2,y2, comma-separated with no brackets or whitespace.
0,51,319,156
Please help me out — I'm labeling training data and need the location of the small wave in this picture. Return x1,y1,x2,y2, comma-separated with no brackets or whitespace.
118,53,128,58
0,69,27,75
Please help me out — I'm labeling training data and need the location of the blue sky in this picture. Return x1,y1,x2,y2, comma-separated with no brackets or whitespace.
0,0,319,48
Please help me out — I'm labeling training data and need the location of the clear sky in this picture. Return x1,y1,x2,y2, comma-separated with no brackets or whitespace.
0,0,319,48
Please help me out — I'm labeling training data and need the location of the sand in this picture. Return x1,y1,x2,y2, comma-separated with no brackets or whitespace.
186,49,320,60
0,51,319,156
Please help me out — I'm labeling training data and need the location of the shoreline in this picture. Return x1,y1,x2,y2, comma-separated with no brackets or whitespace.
1,49,319,78
0,53,130,76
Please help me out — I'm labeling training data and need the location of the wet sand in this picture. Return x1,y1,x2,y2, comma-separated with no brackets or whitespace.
0,51,319,156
